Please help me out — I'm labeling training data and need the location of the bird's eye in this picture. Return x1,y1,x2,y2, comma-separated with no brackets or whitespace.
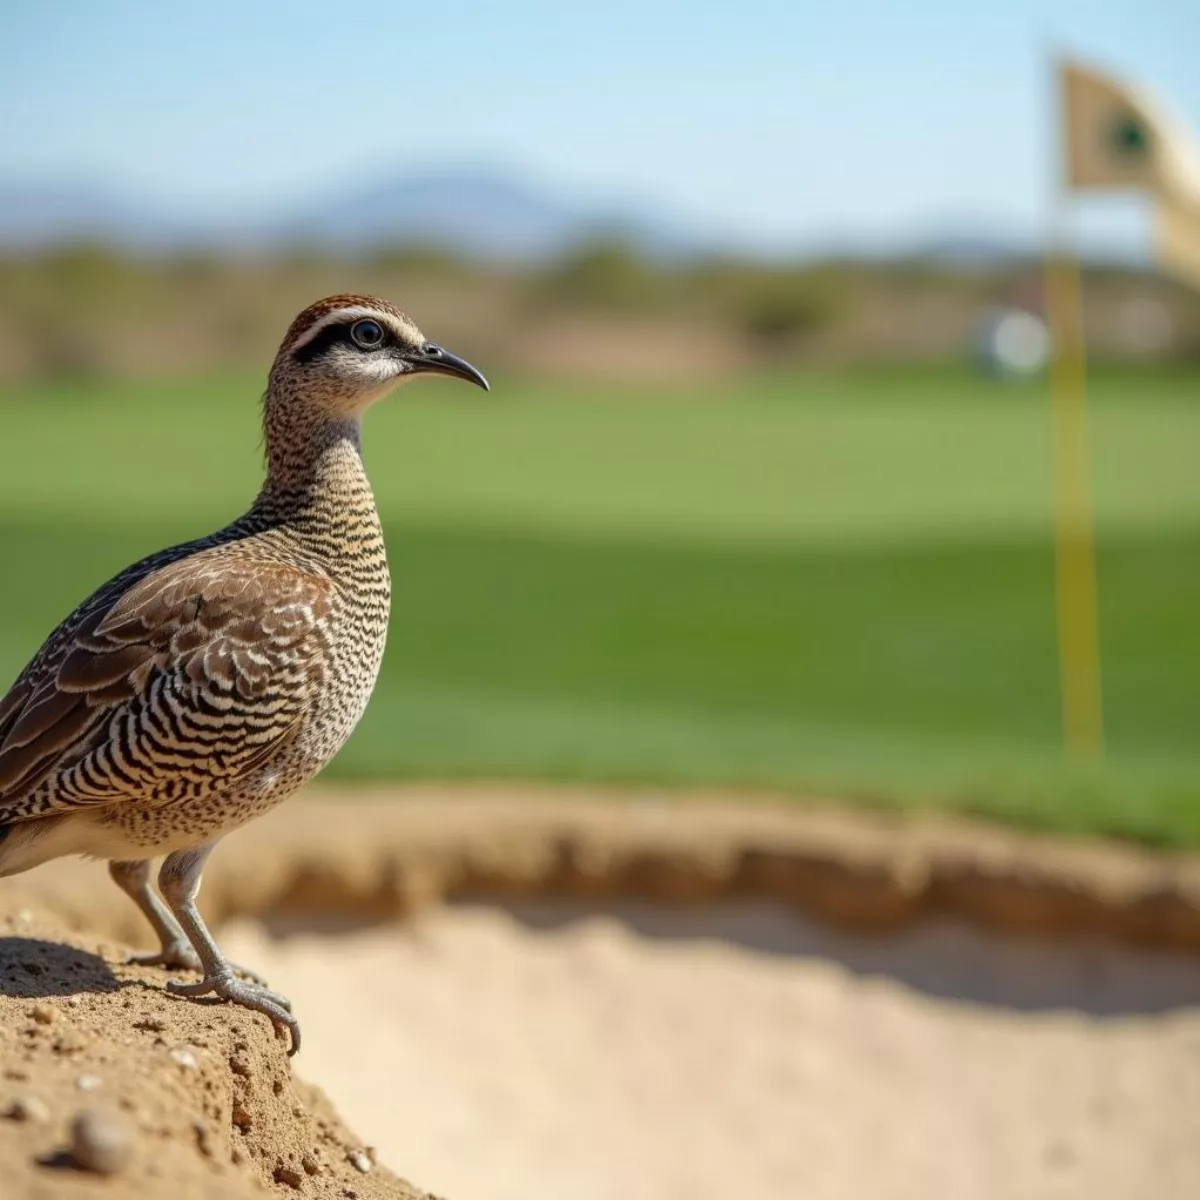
350,319,385,349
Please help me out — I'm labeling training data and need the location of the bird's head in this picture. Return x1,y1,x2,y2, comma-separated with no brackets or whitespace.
269,294,489,417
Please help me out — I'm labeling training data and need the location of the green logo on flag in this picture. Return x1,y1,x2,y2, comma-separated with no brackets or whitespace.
1109,113,1150,158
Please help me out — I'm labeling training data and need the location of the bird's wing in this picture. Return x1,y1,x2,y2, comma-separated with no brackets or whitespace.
0,552,335,818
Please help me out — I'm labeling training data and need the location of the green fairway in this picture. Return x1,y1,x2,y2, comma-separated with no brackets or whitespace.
1,365,1198,844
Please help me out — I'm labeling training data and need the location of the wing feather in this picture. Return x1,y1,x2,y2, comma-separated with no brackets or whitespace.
0,551,334,819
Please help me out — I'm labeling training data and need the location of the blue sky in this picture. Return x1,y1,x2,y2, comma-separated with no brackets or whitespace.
2,1,1197,251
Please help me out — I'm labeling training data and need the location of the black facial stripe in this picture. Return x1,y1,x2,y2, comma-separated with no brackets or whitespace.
292,320,392,363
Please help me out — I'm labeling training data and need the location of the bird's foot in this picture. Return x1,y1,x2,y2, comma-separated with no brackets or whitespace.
167,971,299,1055
127,940,203,973
227,961,273,989
127,943,272,988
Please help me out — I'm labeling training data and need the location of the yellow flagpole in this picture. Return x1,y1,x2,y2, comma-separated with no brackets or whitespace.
1046,58,1104,758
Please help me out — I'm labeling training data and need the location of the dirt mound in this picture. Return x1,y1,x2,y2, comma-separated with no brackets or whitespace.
0,897,429,1200
5,784,1200,1200
19,784,1198,953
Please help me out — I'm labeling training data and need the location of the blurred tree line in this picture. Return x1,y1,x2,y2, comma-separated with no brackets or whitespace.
0,239,1197,384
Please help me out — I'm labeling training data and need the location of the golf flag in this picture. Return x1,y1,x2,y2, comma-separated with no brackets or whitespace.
1157,196,1200,290
1045,60,1200,759
1061,59,1200,287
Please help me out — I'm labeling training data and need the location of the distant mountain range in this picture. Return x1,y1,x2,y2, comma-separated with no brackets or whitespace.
0,168,701,261
0,166,1143,267
0,180,190,251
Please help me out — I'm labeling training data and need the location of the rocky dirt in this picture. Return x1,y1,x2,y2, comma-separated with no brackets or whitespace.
0,901,428,1199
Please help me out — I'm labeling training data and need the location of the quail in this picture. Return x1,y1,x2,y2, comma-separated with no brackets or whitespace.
0,295,488,1053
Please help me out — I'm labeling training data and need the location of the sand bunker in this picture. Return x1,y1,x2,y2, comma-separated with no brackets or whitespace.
8,789,1200,1199
222,901,1200,1200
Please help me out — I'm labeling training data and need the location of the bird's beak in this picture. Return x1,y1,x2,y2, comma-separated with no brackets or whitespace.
409,342,490,391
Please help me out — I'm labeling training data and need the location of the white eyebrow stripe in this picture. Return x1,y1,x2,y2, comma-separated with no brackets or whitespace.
288,306,390,353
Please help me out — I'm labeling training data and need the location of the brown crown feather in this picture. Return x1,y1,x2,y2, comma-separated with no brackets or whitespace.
278,294,414,354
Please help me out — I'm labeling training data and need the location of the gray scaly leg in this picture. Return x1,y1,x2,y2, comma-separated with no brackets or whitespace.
157,844,300,1055
109,858,202,971
109,857,270,986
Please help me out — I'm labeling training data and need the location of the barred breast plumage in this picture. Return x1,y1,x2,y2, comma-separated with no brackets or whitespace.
0,295,489,1052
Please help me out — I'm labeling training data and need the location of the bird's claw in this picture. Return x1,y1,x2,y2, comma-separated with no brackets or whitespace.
127,941,203,973
167,971,300,1055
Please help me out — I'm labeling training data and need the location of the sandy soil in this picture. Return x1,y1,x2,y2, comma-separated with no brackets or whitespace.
222,900,1200,1200
0,904,425,1200
17,785,1200,954
6,787,1200,1200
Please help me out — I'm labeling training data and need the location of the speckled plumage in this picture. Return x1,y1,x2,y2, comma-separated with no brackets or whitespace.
0,295,488,1051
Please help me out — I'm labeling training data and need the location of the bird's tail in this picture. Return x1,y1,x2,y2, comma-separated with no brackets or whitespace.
0,816,64,878
0,821,15,874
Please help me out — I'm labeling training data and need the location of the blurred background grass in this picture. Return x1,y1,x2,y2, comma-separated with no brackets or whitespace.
3,3,1199,847
2,360,1199,844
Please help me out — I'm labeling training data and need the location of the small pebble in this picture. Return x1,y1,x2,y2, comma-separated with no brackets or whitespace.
70,1108,133,1175
348,1149,372,1174
75,1074,103,1093
302,1154,321,1176
53,1029,88,1054
30,1004,57,1025
5,1095,49,1123
193,1121,216,1159
169,1045,198,1070
275,1164,304,1189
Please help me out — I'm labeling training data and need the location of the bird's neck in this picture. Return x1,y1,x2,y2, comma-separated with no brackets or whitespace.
252,401,379,535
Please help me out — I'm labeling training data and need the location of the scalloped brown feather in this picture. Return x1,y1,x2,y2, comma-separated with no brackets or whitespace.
0,553,334,813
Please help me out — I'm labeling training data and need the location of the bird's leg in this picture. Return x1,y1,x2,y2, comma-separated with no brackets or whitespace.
109,857,270,986
157,844,301,1055
109,859,202,972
